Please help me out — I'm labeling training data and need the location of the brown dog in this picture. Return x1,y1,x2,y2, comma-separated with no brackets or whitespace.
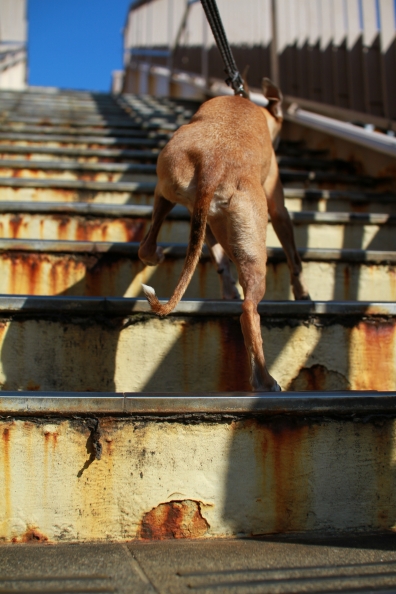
138,79,309,392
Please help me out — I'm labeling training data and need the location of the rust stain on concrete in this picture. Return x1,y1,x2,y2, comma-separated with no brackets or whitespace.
2,425,12,520
56,216,72,241
9,215,24,239
218,318,250,391
355,320,396,390
389,267,396,302
12,528,49,544
5,253,48,295
289,364,351,391
370,421,396,530
44,429,58,451
343,266,350,300
139,500,209,540
251,418,312,534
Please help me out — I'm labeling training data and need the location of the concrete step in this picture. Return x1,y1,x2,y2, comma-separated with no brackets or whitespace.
0,131,171,147
0,96,126,110
0,177,156,203
0,115,132,124
0,143,366,172
125,536,396,592
0,99,124,111
0,542,153,592
0,114,163,127
0,158,158,182
278,139,330,157
0,141,370,173
281,168,388,188
0,144,160,162
0,120,180,134
0,151,390,193
0,158,390,190
0,89,198,110
0,144,352,167
1,391,396,544
3,538,396,592
0,178,395,213
277,155,357,173
0,202,394,251
1,110,190,133
0,239,394,301
283,188,396,213
0,296,393,392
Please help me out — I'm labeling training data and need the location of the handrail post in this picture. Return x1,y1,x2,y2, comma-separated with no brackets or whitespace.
270,0,280,86
201,6,209,86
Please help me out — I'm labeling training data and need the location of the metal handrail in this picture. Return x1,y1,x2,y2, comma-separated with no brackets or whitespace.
286,104,396,159
284,95,396,136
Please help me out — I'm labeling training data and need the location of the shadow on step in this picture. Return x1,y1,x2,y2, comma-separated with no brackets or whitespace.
251,532,396,551
0,208,392,393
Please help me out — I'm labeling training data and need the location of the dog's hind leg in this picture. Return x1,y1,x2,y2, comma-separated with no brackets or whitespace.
210,190,280,392
138,186,175,266
238,261,280,392
206,226,240,299
265,153,310,300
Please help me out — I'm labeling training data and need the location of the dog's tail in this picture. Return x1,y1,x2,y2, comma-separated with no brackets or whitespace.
142,177,215,317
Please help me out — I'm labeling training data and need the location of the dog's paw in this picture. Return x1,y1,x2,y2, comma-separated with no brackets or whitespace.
223,284,241,300
294,292,312,301
291,276,311,301
139,245,165,266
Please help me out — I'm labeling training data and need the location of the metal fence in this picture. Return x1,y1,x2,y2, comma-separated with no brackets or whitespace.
123,0,396,121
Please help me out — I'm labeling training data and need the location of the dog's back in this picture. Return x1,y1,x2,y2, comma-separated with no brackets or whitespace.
156,95,273,210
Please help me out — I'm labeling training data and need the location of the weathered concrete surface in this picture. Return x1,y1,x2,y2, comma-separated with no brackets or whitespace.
0,136,169,150
0,243,394,301
3,536,396,593
3,535,396,593
0,159,386,188
0,182,395,213
1,391,395,416
128,535,396,593
0,145,160,163
0,542,154,593
0,209,394,250
0,182,154,204
0,164,157,184
0,300,394,391
0,213,187,243
2,410,396,542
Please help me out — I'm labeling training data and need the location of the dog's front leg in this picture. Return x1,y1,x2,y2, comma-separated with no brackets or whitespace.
138,186,175,266
206,226,240,299
264,154,310,300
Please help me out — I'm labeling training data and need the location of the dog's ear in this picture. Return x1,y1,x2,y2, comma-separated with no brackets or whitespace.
262,77,283,119
242,65,251,99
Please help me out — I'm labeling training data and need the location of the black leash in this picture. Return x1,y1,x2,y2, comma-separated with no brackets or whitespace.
200,0,248,98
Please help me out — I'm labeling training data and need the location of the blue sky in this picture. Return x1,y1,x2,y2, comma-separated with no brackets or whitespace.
28,0,133,91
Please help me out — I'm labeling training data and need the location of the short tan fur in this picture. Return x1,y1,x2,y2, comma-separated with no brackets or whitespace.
139,79,309,391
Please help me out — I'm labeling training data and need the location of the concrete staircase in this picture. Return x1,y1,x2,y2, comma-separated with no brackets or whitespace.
0,88,396,546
